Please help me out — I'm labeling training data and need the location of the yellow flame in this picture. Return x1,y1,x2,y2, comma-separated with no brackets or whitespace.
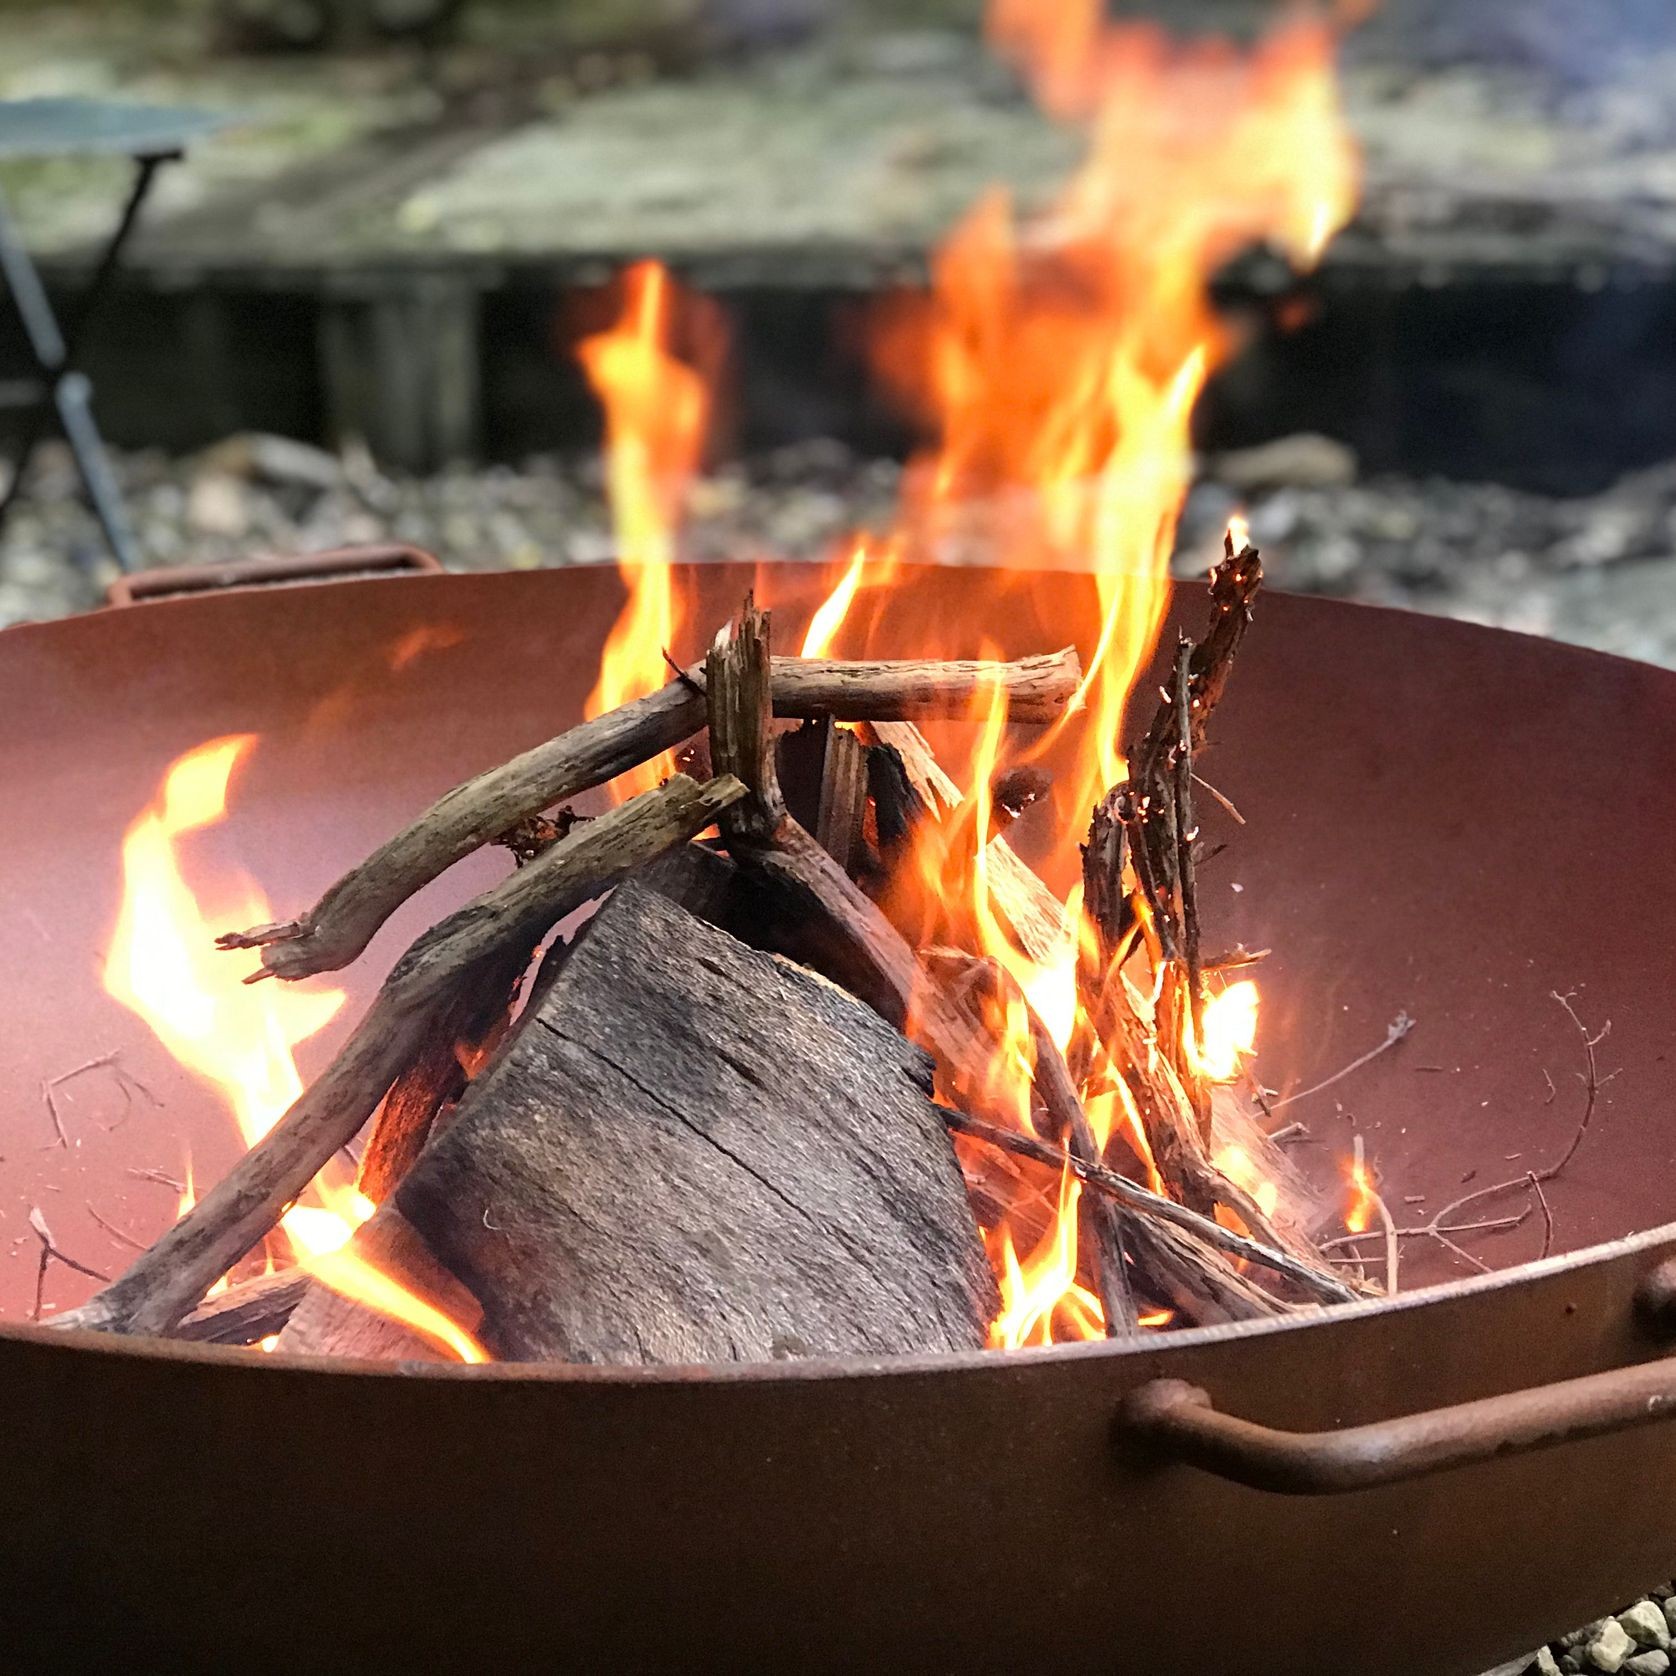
1194,980,1260,1084
105,736,481,1360
579,260,715,797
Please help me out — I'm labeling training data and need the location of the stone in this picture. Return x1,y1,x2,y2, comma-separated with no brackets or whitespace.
1620,1604,1671,1650
1209,432,1359,493
1592,1621,1636,1673
1624,1655,1670,1676
1663,1600,1676,1635
1529,1650,1562,1676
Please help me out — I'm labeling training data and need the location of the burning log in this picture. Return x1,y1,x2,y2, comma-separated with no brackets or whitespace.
221,648,1083,984
52,773,747,1338
306,883,996,1363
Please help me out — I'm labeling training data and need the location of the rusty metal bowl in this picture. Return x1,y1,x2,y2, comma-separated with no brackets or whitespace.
2,555,1675,1675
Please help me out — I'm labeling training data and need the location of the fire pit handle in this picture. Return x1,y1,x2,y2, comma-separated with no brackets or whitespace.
1122,1260,1676,1494
1123,1350,1676,1493
104,544,444,606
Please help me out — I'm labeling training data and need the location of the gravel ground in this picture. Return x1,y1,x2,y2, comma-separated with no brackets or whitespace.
4,434,1676,671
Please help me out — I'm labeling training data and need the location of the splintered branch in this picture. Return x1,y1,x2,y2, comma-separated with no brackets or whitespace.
221,648,1082,983
49,772,747,1339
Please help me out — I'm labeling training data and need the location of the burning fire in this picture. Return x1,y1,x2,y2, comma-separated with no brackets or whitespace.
579,260,719,795
77,3,1364,1362
104,737,486,1361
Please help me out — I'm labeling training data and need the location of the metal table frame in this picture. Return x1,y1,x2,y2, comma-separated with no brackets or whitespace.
0,100,227,572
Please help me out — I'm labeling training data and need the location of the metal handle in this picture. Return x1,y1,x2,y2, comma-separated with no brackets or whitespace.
104,543,442,607
1122,1261,1676,1495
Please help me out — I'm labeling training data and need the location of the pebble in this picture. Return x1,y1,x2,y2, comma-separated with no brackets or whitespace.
7,438,1676,678
1626,1656,1671,1676
1664,1600,1676,1636
1620,1604,1672,1650
1591,1621,1636,1673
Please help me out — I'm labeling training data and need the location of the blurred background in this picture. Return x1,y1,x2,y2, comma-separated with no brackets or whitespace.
5,0,1676,660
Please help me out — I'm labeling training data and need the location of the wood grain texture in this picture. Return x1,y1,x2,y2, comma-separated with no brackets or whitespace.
395,883,997,1364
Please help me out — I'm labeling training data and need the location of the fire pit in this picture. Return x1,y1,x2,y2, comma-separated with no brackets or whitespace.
5,3,1676,1670
2,558,1676,1674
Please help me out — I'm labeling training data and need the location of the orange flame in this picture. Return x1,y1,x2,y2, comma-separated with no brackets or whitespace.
865,1,1355,1344
104,737,484,1361
1345,1138,1376,1235
579,261,717,795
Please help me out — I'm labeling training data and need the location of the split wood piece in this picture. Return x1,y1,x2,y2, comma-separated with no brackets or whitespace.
391,883,998,1363
274,1207,484,1363
355,945,530,1204
169,1268,311,1346
776,719,870,874
222,648,1082,983
706,600,1156,1332
858,719,1070,969
50,773,746,1339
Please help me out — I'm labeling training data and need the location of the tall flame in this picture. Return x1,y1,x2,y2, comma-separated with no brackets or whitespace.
579,260,717,795
864,1,1357,1343
103,737,485,1362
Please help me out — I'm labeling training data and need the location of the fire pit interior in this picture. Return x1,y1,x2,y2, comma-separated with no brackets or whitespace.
7,1,1676,1671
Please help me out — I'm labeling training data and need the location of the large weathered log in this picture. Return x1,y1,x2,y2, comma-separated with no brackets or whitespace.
223,648,1082,982
51,774,746,1339
389,882,997,1363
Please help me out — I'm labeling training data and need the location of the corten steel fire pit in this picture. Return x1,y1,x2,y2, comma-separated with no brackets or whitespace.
2,555,1675,1675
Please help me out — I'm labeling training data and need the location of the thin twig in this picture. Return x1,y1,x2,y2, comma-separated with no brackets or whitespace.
1418,991,1609,1246
942,1108,1357,1305
1191,772,1245,826
1270,1012,1416,1112
29,1207,110,1321
84,1203,149,1252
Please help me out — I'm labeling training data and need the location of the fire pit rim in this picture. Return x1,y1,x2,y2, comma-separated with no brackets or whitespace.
11,1221,1668,1383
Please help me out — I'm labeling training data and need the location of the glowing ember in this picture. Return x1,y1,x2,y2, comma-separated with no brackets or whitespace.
1345,1138,1377,1236
579,260,718,797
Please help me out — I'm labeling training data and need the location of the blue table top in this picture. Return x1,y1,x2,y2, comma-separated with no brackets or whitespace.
0,98,230,161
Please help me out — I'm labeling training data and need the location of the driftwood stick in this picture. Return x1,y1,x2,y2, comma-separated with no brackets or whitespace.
51,773,747,1339
222,650,1082,983
169,1268,311,1345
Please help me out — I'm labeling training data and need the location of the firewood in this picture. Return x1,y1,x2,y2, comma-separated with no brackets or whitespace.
222,648,1083,983
703,599,1167,1331
51,773,747,1339
274,1208,483,1363
354,946,528,1204
386,883,997,1363
775,719,869,873
168,1268,310,1346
